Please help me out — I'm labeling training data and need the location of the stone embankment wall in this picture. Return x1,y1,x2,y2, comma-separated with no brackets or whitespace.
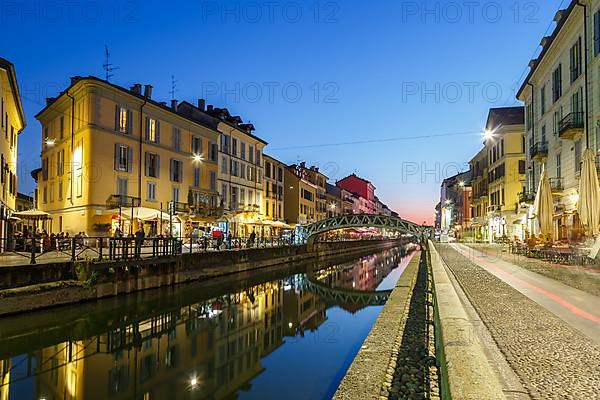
0,239,404,316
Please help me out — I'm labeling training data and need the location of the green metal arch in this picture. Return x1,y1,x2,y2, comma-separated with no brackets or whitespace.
301,214,424,244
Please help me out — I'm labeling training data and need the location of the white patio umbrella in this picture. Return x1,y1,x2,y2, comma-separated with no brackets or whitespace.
578,148,600,237
533,165,554,239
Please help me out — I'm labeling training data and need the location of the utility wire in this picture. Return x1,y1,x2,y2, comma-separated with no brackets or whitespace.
269,130,482,150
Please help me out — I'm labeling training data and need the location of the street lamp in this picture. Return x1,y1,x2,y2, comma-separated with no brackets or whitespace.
44,137,55,146
192,154,203,163
483,129,494,141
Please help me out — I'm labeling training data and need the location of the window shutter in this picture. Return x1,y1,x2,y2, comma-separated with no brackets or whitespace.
156,154,160,178
156,121,160,143
127,110,133,134
114,143,119,170
145,117,149,140
170,159,174,181
145,152,149,176
127,146,133,172
178,160,183,182
115,105,119,131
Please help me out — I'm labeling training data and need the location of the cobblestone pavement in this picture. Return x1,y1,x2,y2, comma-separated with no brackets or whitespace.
463,243,600,297
435,243,600,400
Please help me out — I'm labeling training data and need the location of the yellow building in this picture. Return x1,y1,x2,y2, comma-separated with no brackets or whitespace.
469,148,489,241
483,107,526,241
0,58,26,247
304,165,328,221
263,154,285,222
196,103,267,237
36,77,219,237
284,164,317,226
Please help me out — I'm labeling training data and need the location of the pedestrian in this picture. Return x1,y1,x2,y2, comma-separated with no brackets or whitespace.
249,231,256,247
134,228,145,259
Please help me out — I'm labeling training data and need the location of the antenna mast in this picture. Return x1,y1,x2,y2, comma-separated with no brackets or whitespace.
103,45,119,81
169,75,177,100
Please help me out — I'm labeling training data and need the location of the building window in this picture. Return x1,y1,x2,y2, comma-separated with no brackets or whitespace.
231,138,238,157
210,171,216,192
209,143,218,161
114,144,132,172
231,160,239,177
570,37,583,83
231,187,238,209
115,106,131,134
249,145,254,163
556,153,561,178
192,136,202,155
240,142,246,160
552,64,562,102
265,162,272,178
145,152,160,178
173,127,181,150
240,163,246,179
595,9,600,55
247,165,253,182
575,140,582,173
148,182,156,201
117,177,128,197
541,125,546,144
60,116,65,139
42,157,49,180
220,135,229,153
240,189,245,206
278,167,283,182
540,86,546,115
172,187,180,203
221,183,227,203
255,149,261,165
194,167,201,188
57,149,64,176
170,159,183,182
221,156,228,174
145,117,160,143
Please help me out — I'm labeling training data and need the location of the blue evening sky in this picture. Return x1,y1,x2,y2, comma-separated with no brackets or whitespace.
1,0,563,223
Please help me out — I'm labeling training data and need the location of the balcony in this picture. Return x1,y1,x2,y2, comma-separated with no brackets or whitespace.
478,189,488,199
550,178,564,193
518,191,535,204
107,194,141,208
558,112,584,139
169,201,188,213
530,142,548,161
188,190,220,216
487,205,501,214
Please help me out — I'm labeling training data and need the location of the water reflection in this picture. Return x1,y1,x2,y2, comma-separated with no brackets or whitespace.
0,247,413,400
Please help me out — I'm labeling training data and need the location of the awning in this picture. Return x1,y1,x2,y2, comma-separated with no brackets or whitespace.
533,165,553,237
109,207,175,222
578,148,600,236
12,209,51,220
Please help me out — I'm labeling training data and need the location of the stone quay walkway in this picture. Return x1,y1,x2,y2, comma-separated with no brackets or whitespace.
435,243,600,400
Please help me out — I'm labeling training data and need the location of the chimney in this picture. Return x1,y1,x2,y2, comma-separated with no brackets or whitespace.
554,10,565,23
540,36,551,48
207,104,214,112
198,98,206,111
131,83,142,94
143,84,153,99
528,59,537,68
171,99,178,111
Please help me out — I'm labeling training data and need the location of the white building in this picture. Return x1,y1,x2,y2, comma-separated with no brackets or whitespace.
517,0,600,241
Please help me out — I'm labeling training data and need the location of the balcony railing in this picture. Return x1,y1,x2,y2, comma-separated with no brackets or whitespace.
169,201,188,213
518,191,535,204
107,194,141,208
478,189,488,199
487,205,501,214
530,142,548,160
550,178,564,192
558,112,584,139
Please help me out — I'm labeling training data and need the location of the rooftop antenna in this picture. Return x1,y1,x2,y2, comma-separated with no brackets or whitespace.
103,45,119,82
169,74,177,100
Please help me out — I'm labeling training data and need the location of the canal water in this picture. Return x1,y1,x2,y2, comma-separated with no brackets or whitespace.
0,246,416,400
